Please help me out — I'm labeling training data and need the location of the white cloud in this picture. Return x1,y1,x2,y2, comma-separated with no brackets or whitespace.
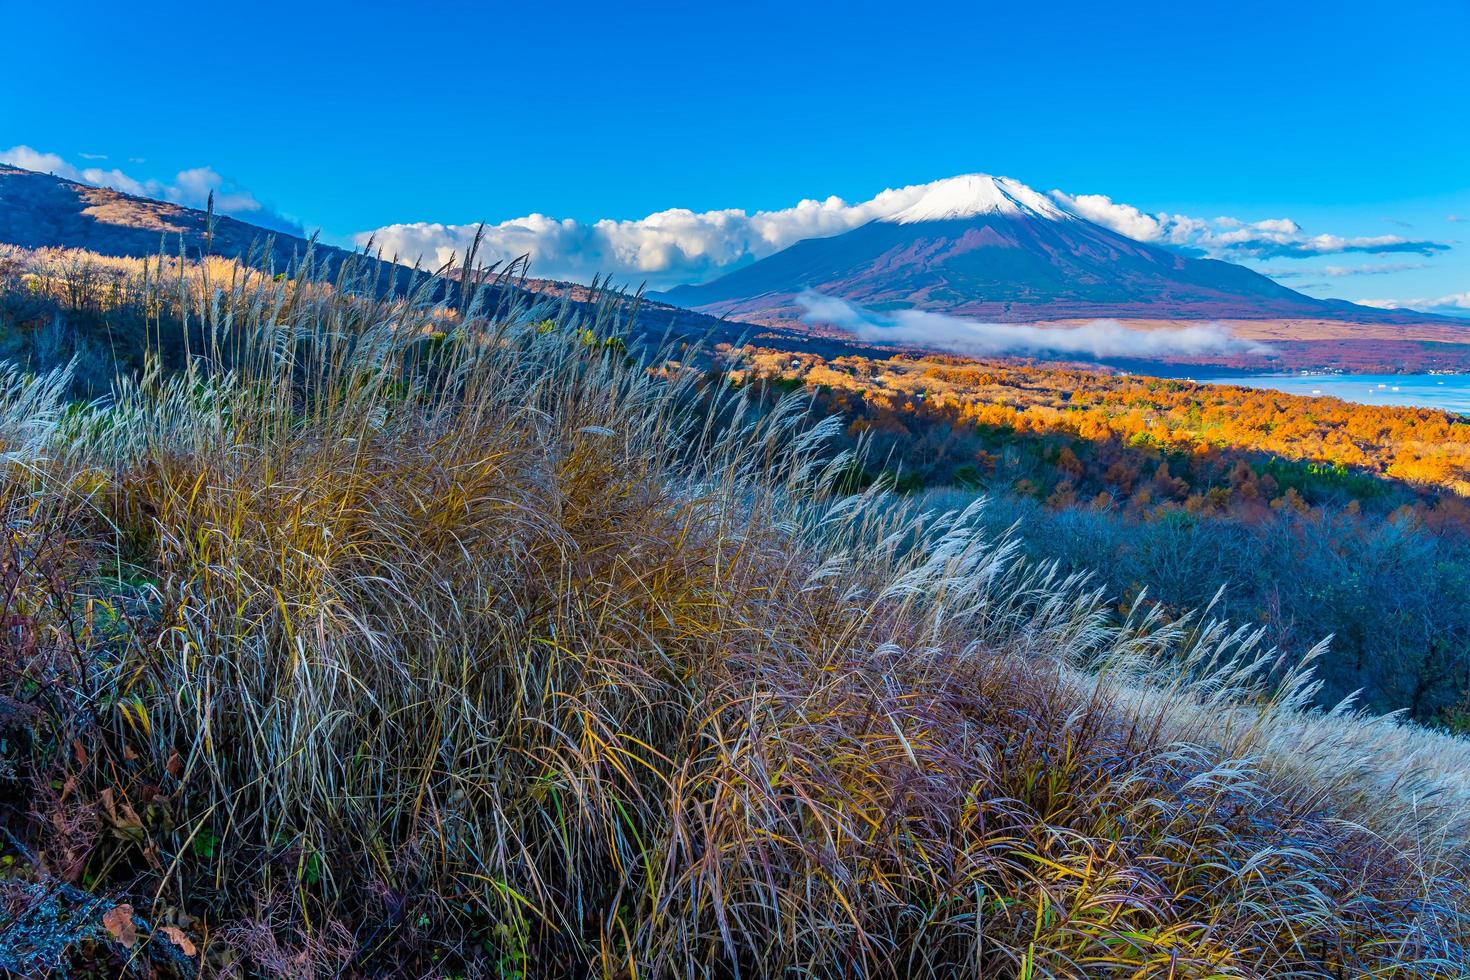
360,183,946,288
0,145,302,235
1049,190,1447,261
1048,192,1184,244
1319,262,1428,277
796,291,1272,360
1261,262,1428,279
1358,291,1470,312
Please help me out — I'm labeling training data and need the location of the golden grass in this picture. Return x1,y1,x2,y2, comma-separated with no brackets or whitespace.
0,248,1465,976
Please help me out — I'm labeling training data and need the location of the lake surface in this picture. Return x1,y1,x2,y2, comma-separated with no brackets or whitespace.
1188,373,1470,415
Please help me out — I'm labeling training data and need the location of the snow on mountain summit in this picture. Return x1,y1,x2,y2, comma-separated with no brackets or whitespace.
882,174,1074,224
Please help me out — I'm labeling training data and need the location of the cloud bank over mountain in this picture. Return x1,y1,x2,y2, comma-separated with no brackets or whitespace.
359,185,948,287
796,291,1272,360
0,145,302,235
359,176,1451,290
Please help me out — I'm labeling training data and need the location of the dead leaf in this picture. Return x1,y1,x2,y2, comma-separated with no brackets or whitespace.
103,904,136,947
158,925,197,957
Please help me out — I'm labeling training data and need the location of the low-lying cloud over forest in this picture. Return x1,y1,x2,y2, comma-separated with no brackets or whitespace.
796,291,1274,360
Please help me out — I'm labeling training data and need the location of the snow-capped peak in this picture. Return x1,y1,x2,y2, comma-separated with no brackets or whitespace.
881,174,1073,224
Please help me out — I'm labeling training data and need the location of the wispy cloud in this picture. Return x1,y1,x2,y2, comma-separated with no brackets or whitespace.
796,291,1272,360
1050,191,1450,261
1358,291,1470,312
1262,262,1428,280
0,145,302,235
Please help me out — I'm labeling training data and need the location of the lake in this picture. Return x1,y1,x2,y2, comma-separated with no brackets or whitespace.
1188,373,1470,415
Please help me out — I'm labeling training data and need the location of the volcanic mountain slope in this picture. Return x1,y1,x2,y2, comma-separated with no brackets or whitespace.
659,174,1443,325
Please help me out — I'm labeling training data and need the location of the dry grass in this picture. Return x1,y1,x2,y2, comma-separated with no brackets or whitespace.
0,249,1465,976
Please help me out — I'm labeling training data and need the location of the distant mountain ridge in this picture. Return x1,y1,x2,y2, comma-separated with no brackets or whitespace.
0,163,855,355
0,163,357,272
658,174,1449,326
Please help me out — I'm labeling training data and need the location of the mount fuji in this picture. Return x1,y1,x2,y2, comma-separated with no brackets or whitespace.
657,174,1438,326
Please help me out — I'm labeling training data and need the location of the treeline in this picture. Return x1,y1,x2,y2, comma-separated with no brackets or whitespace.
0,245,313,393
0,245,159,391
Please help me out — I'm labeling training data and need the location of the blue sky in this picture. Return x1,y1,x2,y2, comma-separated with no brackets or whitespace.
3,0,1468,311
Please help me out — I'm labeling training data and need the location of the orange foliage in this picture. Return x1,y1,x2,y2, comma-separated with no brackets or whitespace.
732,348,1470,521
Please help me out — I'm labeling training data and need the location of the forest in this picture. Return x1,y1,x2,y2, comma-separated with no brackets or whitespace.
734,348,1470,504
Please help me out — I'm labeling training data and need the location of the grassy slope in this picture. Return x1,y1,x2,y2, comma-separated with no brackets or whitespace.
0,256,1466,976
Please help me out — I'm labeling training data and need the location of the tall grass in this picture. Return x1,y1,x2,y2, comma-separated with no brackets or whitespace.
0,249,1466,976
